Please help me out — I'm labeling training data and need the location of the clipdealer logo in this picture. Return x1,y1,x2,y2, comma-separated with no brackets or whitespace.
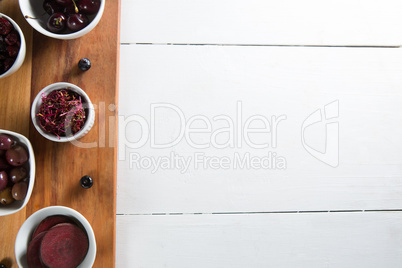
67,100,340,171
301,100,339,167
119,101,288,172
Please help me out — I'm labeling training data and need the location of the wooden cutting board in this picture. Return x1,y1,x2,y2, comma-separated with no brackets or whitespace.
0,0,120,267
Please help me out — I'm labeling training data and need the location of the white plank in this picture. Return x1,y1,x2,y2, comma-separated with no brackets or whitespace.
116,212,402,267
121,0,402,46
117,45,402,214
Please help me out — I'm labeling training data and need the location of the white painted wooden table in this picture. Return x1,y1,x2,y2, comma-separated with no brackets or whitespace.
117,1,402,267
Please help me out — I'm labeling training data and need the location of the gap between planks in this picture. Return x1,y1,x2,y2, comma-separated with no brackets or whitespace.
116,209,402,216
120,43,401,48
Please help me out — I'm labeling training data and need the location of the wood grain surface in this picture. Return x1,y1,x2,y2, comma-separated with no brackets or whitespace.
0,0,120,267
0,2,33,267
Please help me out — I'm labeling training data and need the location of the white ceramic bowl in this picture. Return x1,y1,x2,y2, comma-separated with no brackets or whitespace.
31,82,95,142
19,0,105,39
0,13,26,79
0,129,35,216
15,206,97,267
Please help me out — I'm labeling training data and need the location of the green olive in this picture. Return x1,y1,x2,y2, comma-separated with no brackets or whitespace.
0,187,14,205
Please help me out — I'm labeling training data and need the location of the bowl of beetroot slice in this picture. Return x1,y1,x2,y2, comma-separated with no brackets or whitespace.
15,206,96,268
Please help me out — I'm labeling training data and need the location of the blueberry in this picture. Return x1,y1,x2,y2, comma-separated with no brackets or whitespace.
78,58,91,71
80,175,93,188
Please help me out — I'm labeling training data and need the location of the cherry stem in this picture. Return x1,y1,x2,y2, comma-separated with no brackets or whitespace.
72,0,79,13
24,15,37,19
24,11,48,19
56,17,62,26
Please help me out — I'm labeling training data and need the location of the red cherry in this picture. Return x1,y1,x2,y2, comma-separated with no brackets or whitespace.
55,0,73,7
78,0,100,15
67,13,89,32
47,12,67,33
43,0,63,15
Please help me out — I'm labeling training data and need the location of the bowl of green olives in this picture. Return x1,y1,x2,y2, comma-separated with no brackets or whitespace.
0,129,35,216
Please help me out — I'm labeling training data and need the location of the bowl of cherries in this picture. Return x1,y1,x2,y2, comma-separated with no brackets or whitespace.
0,13,26,79
19,0,105,39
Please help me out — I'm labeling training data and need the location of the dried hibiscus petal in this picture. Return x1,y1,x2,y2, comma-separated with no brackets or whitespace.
0,40,6,53
3,57,14,72
0,17,13,35
5,31,19,46
37,88,87,138
6,45,19,57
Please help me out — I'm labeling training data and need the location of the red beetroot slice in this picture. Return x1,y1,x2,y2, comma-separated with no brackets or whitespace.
27,231,48,268
40,223,89,268
31,215,73,241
